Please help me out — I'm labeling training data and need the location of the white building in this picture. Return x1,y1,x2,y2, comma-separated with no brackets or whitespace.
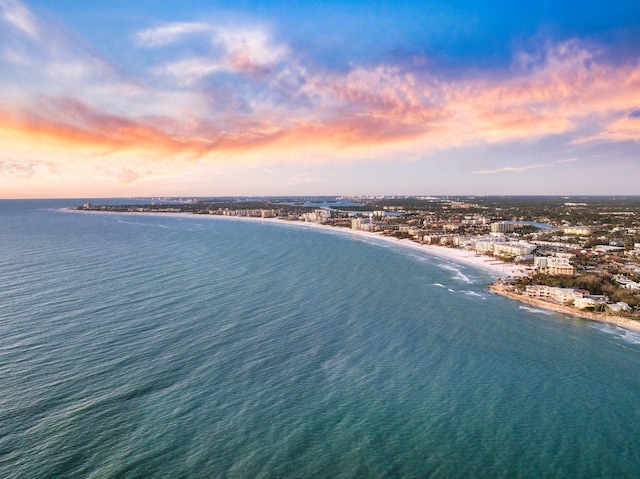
524,285,585,304
563,226,592,235
606,302,632,313
351,217,371,230
491,222,515,233
614,274,640,290
574,297,596,309
534,256,575,275
302,209,331,223
493,242,536,257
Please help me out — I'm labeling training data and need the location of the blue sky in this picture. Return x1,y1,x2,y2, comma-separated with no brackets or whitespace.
0,0,639,197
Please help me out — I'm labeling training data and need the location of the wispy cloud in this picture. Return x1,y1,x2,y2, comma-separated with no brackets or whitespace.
151,23,289,82
556,158,578,163
471,164,546,175
1,0,640,190
0,158,35,177
288,172,322,185
0,0,38,39
573,115,640,143
135,22,211,47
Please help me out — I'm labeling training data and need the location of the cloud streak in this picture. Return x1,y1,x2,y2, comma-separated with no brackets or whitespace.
471,164,546,175
135,22,210,47
0,0,38,39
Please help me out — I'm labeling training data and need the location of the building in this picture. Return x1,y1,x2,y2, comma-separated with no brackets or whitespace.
574,297,596,309
563,226,592,235
462,216,488,225
606,302,632,314
534,256,575,276
302,209,331,223
614,274,640,290
473,240,496,253
524,285,586,304
491,222,515,234
493,242,536,258
351,217,371,230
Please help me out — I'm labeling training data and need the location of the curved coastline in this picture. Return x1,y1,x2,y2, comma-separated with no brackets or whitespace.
489,284,640,333
87,209,531,277
70,209,640,333
69,208,527,278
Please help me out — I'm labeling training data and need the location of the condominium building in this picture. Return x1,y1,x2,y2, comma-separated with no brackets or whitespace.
563,226,592,235
534,256,575,275
493,242,536,257
524,285,585,304
491,221,515,233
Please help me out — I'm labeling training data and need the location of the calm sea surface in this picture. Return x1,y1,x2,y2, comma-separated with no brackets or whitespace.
1,200,640,478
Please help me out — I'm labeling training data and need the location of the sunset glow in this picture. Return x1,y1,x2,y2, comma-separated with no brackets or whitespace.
1,0,639,197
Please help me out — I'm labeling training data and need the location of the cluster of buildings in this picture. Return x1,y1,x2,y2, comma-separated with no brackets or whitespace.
77,196,639,317
533,255,575,275
349,217,542,262
217,209,280,218
524,285,632,313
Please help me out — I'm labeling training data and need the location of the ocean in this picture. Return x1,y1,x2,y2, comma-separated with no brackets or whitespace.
1,200,639,478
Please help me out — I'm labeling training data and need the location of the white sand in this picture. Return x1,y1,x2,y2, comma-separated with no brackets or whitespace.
73,209,528,279
75,209,640,332
176,213,529,279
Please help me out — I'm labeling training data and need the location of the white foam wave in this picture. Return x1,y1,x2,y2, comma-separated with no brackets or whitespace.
437,263,472,283
117,219,169,229
519,306,554,315
591,323,640,345
432,283,445,288
464,291,486,299
622,331,640,345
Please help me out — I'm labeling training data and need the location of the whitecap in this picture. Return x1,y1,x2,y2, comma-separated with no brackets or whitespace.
622,331,640,345
437,263,472,283
591,323,640,345
519,306,554,315
464,291,486,299
117,219,169,229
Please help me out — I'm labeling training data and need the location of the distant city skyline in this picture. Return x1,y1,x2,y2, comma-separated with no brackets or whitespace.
1,0,639,198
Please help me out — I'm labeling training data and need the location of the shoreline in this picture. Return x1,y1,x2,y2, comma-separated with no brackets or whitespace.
489,284,640,333
70,209,639,332
216,214,532,279
73,209,528,279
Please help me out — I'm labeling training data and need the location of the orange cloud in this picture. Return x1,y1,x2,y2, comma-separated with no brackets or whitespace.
2,2,640,188
448,41,640,143
574,115,640,143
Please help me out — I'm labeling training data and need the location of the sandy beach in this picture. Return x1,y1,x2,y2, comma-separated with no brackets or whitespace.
182,214,640,333
181,213,529,279
489,284,640,333
72,209,534,279
74,209,639,332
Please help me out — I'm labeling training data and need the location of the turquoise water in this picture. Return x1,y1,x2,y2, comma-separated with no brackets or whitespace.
1,200,640,478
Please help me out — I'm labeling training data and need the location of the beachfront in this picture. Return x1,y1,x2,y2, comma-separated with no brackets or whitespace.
73,208,640,333
190,214,640,333
180,213,530,279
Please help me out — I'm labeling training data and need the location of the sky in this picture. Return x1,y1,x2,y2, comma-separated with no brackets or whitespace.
0,0,639,198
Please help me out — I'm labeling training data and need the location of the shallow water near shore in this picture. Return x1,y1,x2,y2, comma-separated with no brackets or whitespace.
2,200,640,478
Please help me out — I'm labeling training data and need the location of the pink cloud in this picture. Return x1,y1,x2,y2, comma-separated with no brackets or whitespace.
471,164,546,175
2,1,640,173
